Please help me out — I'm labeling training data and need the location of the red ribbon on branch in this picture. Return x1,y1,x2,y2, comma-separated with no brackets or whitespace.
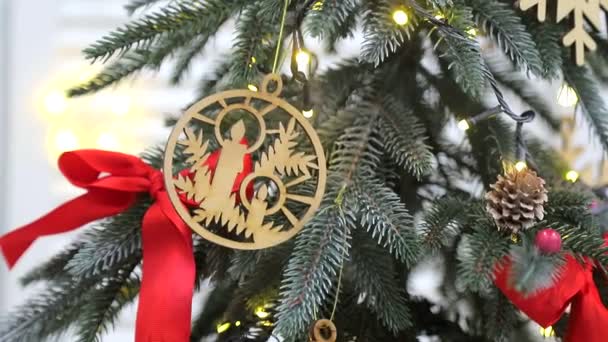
494,235,608,342
0,148,252,341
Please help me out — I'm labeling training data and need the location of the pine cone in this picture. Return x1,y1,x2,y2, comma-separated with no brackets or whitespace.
485,168,548,233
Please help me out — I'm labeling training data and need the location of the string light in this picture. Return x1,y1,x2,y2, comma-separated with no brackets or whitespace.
457,119,470,131
295,49,312,71
254,306,271,319
216,322,231,334
467,27,478,37
515,161,527,172
235,321,241,327
312,1,323,11
260,320,274,327
540,326,555,337
54,129,79,152
565,170,580,183
248,84,259,92
302,109,314,118
43,90,68,115
434,12,445,20
392,9,409,26
557,84,578,107
96,132,120,150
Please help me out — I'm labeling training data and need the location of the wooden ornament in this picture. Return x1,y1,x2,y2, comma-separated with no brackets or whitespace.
519,0,608,65
163,74,326,250
309,319,337,342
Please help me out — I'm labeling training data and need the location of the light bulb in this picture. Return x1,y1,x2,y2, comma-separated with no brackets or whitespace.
235,321,241,327
44,90,68,115
467,28,478,37
216,322,231,334
457,119,470,131
434,12,445,20
260,320,274,327
540,326,555,337
54,129,79,152
515,161,527,172
254,306,270,319
312,1,323,10
302,109,314,118
110,96,131,116
248,84,259,92
295,50,311,71
392,10,409,26
96,132,119,150
557,84,578,107
565,170,579,183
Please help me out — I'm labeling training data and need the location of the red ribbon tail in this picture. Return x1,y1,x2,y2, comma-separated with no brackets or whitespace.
136,198,195,342
0,191,135,268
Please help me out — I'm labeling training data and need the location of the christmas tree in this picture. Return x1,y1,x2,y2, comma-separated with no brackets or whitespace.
3,0,608,341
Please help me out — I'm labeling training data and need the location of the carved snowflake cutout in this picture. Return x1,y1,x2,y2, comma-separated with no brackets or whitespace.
520,0,608,65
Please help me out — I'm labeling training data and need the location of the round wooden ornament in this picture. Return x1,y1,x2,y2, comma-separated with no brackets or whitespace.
163,74,326,249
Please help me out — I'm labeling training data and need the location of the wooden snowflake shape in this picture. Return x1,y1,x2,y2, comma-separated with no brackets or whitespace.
520,0,608,65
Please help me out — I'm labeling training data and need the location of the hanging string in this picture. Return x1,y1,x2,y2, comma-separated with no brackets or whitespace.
272,0,290,73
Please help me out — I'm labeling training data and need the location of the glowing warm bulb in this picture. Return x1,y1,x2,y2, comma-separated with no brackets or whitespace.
457,119,470,131
540,326,555,337
434,12,445,20
235,321,241,327
392,10,409,26
44,90,68,115
216,322,231,334
302,109,314,118
110,96,131,116
54,129,79,152
260,320,274,327
557,84,578,107
515,161,527,172
467,27,478,37
248,84,259,92
295,50,311,71
254,307,270,319
565,170,579,183
312,1,323,10
96,132,120,150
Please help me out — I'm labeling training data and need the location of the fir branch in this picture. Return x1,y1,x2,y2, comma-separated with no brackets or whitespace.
190,280,238,342
456,226,510,293
563,61,608,155
170,35,209,85
74,266,140,342
508,236,564,294
84,1,238,61
20,242,82,285
64,200,148,279
350,231,412,333
361,0,413,65
275,204,351,340
305,0,359,50
430,7,489,99
377,96,434,179
354,180,419,266
481,288,522,342
555,224,608,268
524,18,564,79
124,0,166,15
420,197,467,252
465,0,543,76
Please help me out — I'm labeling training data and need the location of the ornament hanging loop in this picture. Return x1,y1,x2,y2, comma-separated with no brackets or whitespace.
309,319,337,342
261,73,283,96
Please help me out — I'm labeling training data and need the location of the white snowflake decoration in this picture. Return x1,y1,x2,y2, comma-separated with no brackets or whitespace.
520,0,608,65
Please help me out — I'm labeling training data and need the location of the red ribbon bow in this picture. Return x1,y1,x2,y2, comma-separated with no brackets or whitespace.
0,148,252,341
494,235,608,342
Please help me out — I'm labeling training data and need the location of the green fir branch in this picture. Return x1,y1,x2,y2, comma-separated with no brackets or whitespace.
524,18,564,79
377,95,434,179
465,0,543,76
361,0,414,65
350,231,412,333
20,242,82,285
124,0,166,15
563,61,608,155
354,180,419,266
420,197,467,252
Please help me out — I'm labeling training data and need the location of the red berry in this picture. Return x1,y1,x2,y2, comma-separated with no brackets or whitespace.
535,228,562,254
